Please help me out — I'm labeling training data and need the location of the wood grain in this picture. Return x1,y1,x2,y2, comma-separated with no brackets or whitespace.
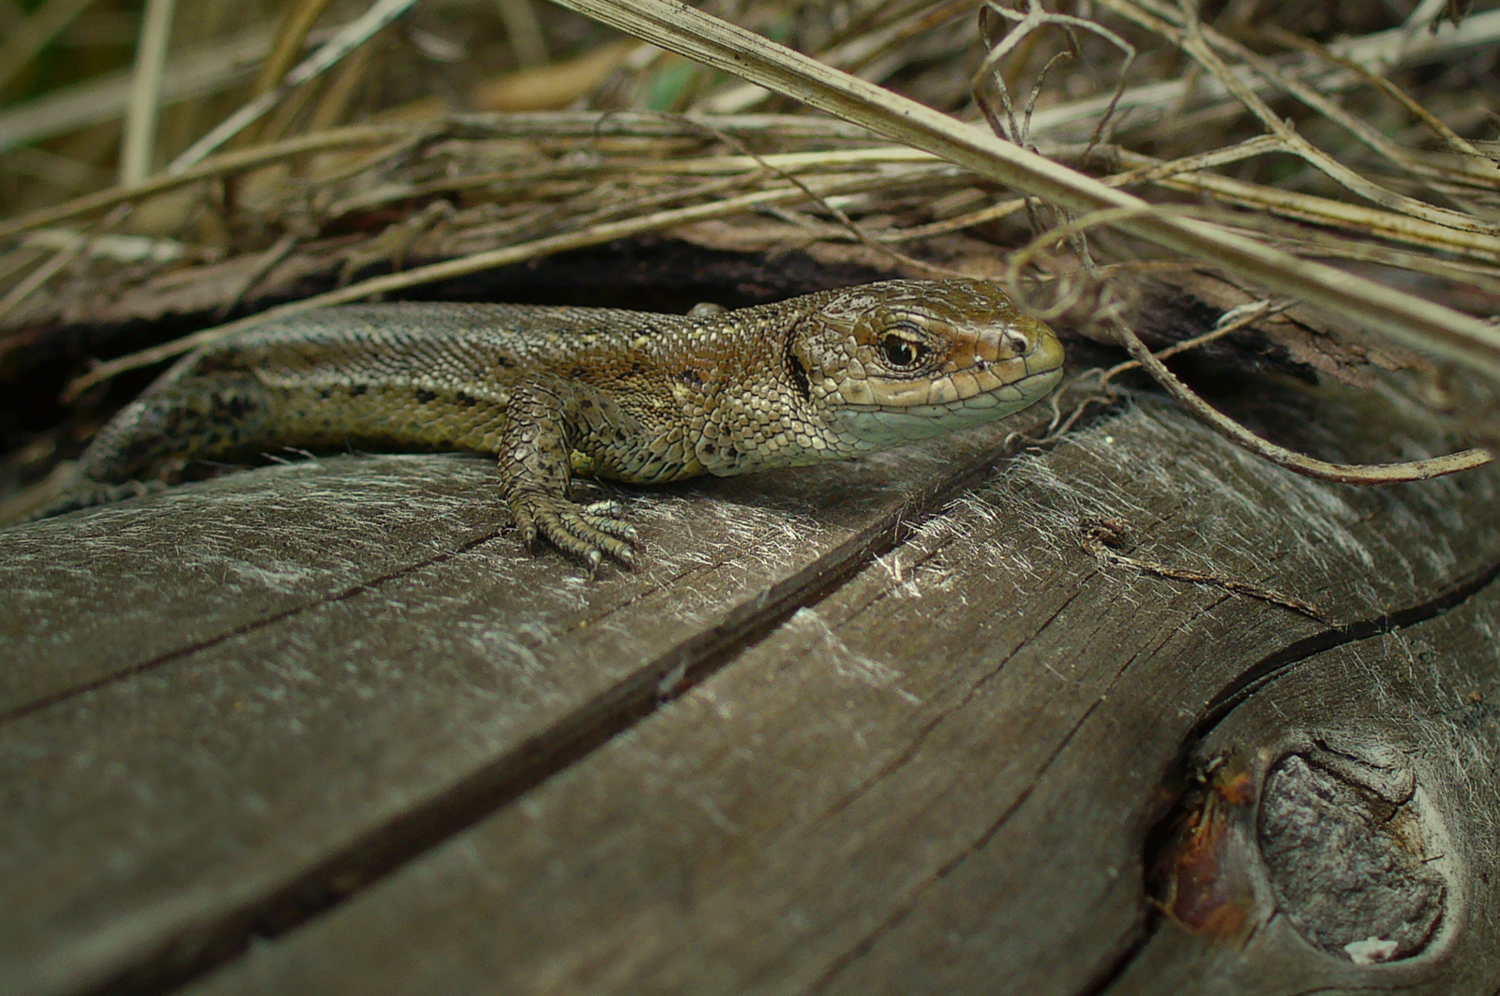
166,386,1500,996
0,405,1054,996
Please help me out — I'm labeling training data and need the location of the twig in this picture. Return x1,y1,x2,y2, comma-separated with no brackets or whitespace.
1081,518,1330,623
212,229,308,322
1001,203,1151,286
0,204,132,320
1108,315,1492,485
1099,298,1293,391
0,241,84,321
670,113,968,279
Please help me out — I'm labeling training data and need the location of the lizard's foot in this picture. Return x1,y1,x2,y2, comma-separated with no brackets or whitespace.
508,490,640,569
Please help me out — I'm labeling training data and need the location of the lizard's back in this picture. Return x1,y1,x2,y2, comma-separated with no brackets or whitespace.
44,279,1064,567
79,301,692,484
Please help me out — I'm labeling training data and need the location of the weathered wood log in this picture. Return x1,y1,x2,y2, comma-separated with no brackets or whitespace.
2,370,1497,996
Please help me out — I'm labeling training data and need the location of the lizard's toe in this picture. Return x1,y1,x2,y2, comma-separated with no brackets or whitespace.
581,499,627,519
581,512,639,544
510,491,638,568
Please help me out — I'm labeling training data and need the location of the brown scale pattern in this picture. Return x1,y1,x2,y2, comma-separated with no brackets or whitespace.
69,280,1064,567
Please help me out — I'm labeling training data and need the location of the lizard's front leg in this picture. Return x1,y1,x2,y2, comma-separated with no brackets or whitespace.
497,376,642,569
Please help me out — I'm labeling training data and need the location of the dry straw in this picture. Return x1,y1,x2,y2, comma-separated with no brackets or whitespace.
3,0,1498,485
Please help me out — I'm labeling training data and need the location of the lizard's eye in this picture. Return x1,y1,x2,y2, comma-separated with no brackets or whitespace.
879,333,927,369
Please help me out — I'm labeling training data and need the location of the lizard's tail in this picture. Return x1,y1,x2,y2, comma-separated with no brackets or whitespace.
4,374,274,524
77,373,274,484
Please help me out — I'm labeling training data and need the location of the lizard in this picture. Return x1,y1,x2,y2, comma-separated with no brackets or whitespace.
34,278,1064,568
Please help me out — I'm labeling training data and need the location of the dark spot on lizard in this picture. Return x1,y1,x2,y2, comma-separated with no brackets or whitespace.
455,392,479,407
629,363,644,378
702,443,716,455
496,355,514,369
571,367,587,379
318,388,332,400
220,394,255,420
350,383,368,396
678,367,704,388
581,398,595,409
415,388,438,404
785,341,811,401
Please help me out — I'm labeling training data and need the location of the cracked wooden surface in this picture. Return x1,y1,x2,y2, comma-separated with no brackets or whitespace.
3,375,1499,996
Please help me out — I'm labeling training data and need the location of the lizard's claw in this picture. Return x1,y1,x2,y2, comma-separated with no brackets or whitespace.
508,490,640,568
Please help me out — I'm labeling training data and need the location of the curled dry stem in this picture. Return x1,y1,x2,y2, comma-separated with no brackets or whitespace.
971,0,1135,267
972,0,1135,156
1108,315,1493,485
1098,297,1294,391
1080,518,1330,622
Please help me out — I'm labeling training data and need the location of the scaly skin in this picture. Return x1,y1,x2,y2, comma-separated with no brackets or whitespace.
58,279,1065,567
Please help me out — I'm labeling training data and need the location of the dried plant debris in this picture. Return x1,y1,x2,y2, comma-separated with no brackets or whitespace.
0,0,1497,490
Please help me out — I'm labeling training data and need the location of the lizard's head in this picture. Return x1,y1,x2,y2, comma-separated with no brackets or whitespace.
793,279,1064,446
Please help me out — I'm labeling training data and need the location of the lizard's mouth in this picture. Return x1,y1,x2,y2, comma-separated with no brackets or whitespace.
834,361,1064,445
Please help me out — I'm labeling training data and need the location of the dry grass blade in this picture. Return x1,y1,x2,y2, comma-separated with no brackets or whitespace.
61,170,913,398
0,122,425,242
495,0,548,67
0,0,100,95
1005,7,1500,145
700,0,978,114
166,0,421,173
253,0,342,103
544,0,1500,383
0,111,884,244
118,0,178,185
1259,24,1485,162
1108,149,1500,263
1091,0,1496,234
0,25,273,153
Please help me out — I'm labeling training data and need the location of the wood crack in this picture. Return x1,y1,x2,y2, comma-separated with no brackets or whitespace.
0,525,510,727
1080,552,1500,996
808,693,1111,995
800,554,1500,996
56,430,1070,996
